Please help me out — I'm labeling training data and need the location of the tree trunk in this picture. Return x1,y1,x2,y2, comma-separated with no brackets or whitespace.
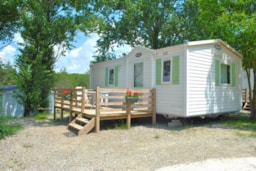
23,106,30,117
250,69,256,119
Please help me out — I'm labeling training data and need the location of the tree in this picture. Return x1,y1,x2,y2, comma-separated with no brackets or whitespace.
16,0,78,116
54,71,90,89
0,61,17,85
87,0,182,61
0,0,21,49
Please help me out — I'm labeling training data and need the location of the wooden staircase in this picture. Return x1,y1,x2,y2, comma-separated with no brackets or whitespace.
68,114,95,136
243,101,251,111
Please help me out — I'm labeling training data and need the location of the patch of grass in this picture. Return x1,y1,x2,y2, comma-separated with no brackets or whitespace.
33,112,49,122
0,116,23,140
154,134,160,139
114,121,128,130
23,143,33,148
221,115,256,138
221,115,256,131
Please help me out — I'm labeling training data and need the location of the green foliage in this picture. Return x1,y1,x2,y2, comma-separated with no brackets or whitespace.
33,112,49,122
15,0,78,116
0,62,17,85
89,0,181,61
0,0,21,47
54,71,90,88
0,116,23,140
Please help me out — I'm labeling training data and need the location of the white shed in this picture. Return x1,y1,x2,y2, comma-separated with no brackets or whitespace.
90,39,243,118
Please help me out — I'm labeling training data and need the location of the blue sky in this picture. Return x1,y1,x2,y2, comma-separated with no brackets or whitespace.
0,32,132,74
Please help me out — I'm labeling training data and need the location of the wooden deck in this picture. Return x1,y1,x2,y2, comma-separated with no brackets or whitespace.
53,87,156,135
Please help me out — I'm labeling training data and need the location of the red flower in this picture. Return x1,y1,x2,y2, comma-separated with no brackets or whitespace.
126,88,132,96
126,89,139,97
63,88,71,95
133,91,139,97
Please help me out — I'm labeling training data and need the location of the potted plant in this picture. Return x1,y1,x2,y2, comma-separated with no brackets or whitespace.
125,89,139,103
63,88,72,100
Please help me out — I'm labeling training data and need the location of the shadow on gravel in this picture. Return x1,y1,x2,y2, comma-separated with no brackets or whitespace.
20,110,255,137
100,111,256,133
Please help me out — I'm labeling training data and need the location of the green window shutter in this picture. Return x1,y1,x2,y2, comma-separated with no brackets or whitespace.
231,63,236,87
172,56,180,84
105,68,108,86
114,66,118,86
156,59,162,85
215,60,220,86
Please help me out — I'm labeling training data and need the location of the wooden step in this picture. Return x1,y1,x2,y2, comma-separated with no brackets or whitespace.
76,117,89,124
78,117,95,136
69,123,83,130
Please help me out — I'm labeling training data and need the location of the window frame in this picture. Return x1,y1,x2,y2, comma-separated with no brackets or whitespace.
220,63,231,85
161,58,172,83
108,68,115,85
134,62,144,88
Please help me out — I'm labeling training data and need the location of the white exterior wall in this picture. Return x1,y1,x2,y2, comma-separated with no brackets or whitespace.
90,40,243,118
155,45,186,117
127,52,155,89
187,44,242,116
90,58,126,89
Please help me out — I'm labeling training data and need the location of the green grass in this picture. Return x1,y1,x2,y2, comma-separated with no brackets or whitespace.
33,112,50,122
114,121,128,130
221,115,256,138
221,115,256,130
0,116,23,140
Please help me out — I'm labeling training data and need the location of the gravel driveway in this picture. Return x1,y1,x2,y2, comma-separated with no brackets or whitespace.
0,114,256,171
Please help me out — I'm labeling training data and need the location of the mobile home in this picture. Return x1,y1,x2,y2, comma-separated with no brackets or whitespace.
90,39,243,118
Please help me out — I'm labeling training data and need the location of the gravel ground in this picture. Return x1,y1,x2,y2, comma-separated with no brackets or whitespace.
0,113,256,171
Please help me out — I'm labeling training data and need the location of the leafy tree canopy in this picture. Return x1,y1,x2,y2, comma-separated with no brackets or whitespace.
87,0,182,61
0,0,21,48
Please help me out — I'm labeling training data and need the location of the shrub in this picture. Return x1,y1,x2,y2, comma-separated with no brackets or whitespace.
0,116,23,140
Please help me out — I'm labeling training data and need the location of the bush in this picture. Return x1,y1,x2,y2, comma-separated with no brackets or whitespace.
0,116,23,140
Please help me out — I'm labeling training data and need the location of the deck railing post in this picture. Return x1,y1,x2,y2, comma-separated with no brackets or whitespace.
53,89,56,120
61,89,64,119
81,87,85,113
69,89,74,121
95,86,100,133
126,102,132,129
151,89,156,126
245,88,248,103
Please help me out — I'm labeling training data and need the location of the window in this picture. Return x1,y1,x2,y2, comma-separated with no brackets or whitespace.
109,68,114,84
134,62,143,87
156,56,179,85
162,59,171,82
221,64,230,84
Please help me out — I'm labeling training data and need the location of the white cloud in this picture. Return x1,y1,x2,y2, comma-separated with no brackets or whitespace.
13,32,25,44
0,45,16,64
55,33,99,73
55,33,133,73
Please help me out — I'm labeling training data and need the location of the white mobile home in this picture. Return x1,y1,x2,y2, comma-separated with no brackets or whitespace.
90,39,243,118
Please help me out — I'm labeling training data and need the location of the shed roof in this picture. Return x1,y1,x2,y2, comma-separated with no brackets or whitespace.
0,85,17,92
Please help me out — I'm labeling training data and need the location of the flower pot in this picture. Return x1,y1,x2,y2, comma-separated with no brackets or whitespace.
64,94,71,100
125,96,139,103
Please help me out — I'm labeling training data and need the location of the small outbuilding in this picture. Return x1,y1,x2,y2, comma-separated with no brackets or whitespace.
90,39,243,118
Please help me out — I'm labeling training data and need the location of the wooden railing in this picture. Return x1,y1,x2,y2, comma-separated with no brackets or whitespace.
94,87,156,132
53,87,95,120
53,87,156,132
